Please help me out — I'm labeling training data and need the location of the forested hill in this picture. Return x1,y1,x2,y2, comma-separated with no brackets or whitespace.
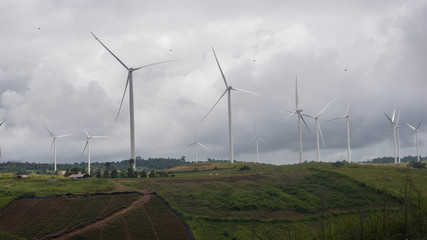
0,156,187,174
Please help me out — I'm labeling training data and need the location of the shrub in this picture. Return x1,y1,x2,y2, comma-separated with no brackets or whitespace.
407,161,426,169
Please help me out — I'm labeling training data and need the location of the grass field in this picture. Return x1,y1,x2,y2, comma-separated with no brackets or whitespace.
141,162,427,239
1,162,426,239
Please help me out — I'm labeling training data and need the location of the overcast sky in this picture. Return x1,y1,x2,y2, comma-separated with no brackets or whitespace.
1,0,426,165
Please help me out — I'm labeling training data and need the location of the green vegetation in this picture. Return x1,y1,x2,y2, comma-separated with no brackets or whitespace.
1,161,427,239
0,156,187,174
0,174,115,208
140,162,427,239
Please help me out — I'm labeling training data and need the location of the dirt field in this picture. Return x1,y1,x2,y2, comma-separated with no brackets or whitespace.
0,192,191,240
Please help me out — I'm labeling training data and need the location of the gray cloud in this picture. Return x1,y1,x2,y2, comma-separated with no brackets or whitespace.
0,0,426,165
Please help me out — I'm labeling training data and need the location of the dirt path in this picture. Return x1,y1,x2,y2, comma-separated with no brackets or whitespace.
46,194,153,240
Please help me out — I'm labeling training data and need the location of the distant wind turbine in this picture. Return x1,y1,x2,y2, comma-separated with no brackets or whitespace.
395,108,401,163
252,123,267,163
303,97,336,162
325,100,352,163
44,125,72,172
281,77,309,163
81,123,108,174
384,110,398,164
202,47,259,163
0,120,4,158
183,127,210,163
91,31,176,170
407,120,422,162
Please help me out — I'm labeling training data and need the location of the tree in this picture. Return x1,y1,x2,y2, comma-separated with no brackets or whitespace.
103,162,111,178
70,166,79,174
95,168,102,178
119,170,127,178
140,169,147,178
111,168,118,178
127,159,137,178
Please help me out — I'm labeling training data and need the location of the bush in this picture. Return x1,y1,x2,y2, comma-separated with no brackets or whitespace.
407,161,426,169
239,165,250,171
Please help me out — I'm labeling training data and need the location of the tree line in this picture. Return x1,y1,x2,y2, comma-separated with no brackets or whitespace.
0,156,187,174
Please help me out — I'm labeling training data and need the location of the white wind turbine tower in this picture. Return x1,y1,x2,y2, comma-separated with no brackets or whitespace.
394,108,401,163
326,100,352,163
183,127,210,163
44,125,72,171
81,123,108,174
91,32,176,170
202,47,259,163
303,97,336,162
252,123,267,164
282,77,309,163
0,120,4,158
384,110,398,164
407,120,422,162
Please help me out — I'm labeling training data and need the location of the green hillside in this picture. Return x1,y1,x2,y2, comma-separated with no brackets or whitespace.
1,162,426,239
140,162,427,239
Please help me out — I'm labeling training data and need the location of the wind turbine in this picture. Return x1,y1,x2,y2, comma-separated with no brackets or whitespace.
281,77,309,163
44,125,72,172
202,47,258,163
91,32,176,170
0,120,4,158
407,120,422,162
325,100,352,163
303,97,336,162
183,127,210,163
81,123,108,174
384,110,398,164
252,123,267,164
395,108,401,163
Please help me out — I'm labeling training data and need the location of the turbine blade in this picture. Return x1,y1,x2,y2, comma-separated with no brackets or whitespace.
318,97,337,116
396,107,401,125
345,99,351,115
392,109,395,122
197,142,211,151
301,113,315,118
57,134,72,138
183,142,195,151
133,59,179,71
212,47,228,88
280,111,296,124
90,31,129,70
0,120,4,126
50,138,55,153
300,115,310,133
0,146,2,158
318,123,325,148
43,124,54,137
417,120,423,129
231,87,260,96
258,136,268,144
407,123,416,131
324,116,345,122
295,76,298,110
82,140,89,157
384,113,392,123
116,72,130,122
80,122,90,138
201,89,228,121
92,136,109,139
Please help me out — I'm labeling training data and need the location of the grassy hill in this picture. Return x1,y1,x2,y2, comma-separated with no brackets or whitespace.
0,162,426,239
